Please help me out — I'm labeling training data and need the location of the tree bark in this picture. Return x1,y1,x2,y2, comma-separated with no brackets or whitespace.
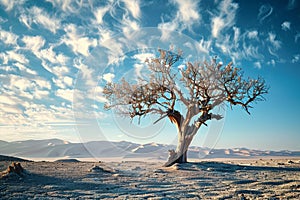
163,109,196,167
163,132,191,167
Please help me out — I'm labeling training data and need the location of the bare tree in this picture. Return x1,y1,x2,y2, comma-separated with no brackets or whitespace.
103,49,268,167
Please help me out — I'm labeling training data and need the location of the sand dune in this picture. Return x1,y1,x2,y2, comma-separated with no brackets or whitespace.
1,139,299,161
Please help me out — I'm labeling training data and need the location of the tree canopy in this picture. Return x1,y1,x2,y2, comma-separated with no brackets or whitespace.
103,49,269,166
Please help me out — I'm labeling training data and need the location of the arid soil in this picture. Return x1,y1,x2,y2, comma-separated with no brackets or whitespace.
1,158,300,199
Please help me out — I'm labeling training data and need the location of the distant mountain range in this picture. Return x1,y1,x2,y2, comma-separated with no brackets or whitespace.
0,139,299,160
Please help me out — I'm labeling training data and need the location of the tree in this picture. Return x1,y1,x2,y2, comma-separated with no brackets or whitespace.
103,49,268,167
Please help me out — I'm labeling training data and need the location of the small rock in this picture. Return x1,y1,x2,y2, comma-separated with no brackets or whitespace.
1,162,27,179
287,160,294,164
89,165,115,173
207,167,213,171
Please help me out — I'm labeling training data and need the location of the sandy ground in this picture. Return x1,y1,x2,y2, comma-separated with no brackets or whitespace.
1,158,300,199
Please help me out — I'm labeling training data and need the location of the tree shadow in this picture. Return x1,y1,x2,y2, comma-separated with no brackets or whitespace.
177,161,300,172
0,171,148,199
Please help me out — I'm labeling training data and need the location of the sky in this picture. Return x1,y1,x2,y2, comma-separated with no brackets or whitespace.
0,0,299,151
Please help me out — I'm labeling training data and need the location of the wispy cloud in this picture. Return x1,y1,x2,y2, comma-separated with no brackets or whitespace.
257,4,273,24
38,46,69,65
132,52,154,79
0,50,29,64
121,14,140,39
268,32,281,50
14,62,37,75
281,21,291,31
102,73,115,83
211,0,238,38
247,30,259,40
254,61,262,69
212,17,224,38
25,6,61,34
56,89,75,102
122,0,141,19
195,38,212,54
22,35,45,53
295,33,300,43
94,5,110,25
158,0,201,40
62,24,97,56
0,29,18,45
0,0,25,11
287,0,297,10
292,54,299,63
45,0,84,13
172,0,200,24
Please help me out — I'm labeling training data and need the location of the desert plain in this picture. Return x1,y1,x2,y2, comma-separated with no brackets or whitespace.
1,157,300,200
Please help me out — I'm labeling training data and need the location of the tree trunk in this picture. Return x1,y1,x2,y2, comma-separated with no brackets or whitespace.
163,109,195,167
163,132,191,167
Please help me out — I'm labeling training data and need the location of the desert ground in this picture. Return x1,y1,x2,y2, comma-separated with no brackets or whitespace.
1,158,300,199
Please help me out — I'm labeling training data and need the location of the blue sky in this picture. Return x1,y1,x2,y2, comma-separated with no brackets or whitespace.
0,0,299,151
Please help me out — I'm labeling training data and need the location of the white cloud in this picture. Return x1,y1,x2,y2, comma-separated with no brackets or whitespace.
281,21,291,31
19,13,31,29
28,6,61,34
0,95,18,105
247,30,258,39
121,15,140,39
212,17,224,38
45,0,84,13
102,73,115,83
132,53,154,79
35,78,51,89
8,74,32,91
172,0,200,23
56,89,74,102
196,38,212,54
292,54,299,63
241,43,261,59
0,29,18,45
63,24,97,56
254,61,262,69
52,75,72,89
0,104,22,114
158,0,200,40
22,35,45,52
74,60,97,87
158,20,179,41
133,53,154,63
33,89,50,99
233,26,240,47
268,33,281,50
0,50,29,64
38,46,69,65
211,0,238,38
267,59,276,66
122,0,141,19
14,62,37,75
94,6,110,25
0,0,25,11
98,29,125,65
63,76,73,87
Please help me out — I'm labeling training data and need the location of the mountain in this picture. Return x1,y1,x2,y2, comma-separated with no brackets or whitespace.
0,139,299,160
0,155,32,162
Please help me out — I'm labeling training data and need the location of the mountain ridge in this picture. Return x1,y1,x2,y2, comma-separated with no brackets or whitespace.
0,139,299,160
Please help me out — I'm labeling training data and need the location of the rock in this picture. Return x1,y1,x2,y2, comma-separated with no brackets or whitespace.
1,162,28,178
89,165,115,173
54,159,80,162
